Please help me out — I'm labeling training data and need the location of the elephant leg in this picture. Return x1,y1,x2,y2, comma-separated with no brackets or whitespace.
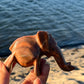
33,56,41,76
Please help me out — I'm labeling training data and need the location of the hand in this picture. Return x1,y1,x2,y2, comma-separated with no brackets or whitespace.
22,59,50,84
0,53,16,84
0,54,50,84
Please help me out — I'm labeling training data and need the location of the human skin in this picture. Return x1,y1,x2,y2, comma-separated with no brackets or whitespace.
0,53,15,84
0,61,10,84
0,54,50,84
22,59,50,84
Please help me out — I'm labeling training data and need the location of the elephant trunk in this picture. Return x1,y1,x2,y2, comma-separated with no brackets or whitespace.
53,45,67,70
52,45,75,71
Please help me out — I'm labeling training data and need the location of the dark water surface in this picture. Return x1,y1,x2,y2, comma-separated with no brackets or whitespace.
0,0,84,57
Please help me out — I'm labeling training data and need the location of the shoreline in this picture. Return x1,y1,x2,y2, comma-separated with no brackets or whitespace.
0,45,84,59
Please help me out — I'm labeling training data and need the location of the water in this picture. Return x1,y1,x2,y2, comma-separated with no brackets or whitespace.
0,0,84,57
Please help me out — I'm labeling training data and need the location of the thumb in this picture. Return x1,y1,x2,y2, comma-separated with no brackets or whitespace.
34,78,42,84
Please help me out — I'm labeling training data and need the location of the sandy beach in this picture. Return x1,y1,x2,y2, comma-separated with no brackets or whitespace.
47,46,84,84
1,45,84,84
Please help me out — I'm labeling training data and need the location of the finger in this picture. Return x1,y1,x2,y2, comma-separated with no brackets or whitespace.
39,61,50,84
22,71,42,84
4,52,15,65
40,59,50,75
22,70,36,84
40,59,46,69
22,59,50,84
34,78,42,84
41,63,50,76
4,52,16,72
0,61,10,75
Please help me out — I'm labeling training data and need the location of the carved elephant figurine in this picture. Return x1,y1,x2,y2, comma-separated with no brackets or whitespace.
9,31,75,76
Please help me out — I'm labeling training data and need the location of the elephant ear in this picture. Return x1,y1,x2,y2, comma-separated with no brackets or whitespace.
36,31,49,52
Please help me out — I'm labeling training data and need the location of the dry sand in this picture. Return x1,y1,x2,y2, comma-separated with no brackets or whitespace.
1,45,84,84
47,46,84,84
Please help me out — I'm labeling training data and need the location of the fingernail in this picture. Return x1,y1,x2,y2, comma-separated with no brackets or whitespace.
34,78,42,84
